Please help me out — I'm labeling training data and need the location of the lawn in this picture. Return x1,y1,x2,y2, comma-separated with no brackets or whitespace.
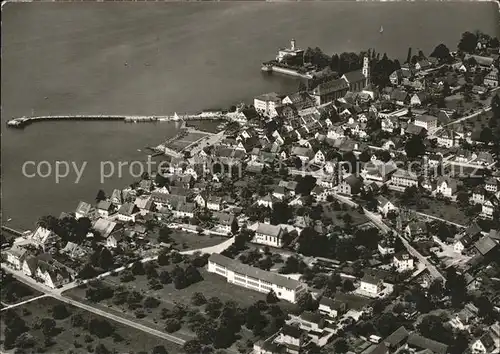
149,227,228,251
0,296,181,354
63,265,269,345
417,198,468,225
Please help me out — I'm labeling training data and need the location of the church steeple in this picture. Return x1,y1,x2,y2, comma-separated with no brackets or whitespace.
362,55,370,83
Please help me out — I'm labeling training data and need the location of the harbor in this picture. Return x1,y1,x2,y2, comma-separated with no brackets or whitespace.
6,112,228,129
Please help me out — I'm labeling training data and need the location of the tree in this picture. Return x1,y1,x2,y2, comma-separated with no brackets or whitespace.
165,318,181,333
158,227,172,243
205,297,223,318
295,175,317,196
458,31,478,53
334,339,349,354
430,44,450,61
144,296,161,309
96,189,106,202
98,247,114,270
52,304,70,320
231,218,239,235
40,318,57,337
131,261,145,276
405,135,426,158
191,292,207,306
183,339,202,354
266,290,279,304
342,279,355,292
157,250,170,266
151,345,168,354
95,343,111,354
185,265,203,286
418,315,453,344
296,291,317,312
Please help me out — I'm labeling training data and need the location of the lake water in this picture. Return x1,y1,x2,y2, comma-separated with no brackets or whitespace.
2,2,499,230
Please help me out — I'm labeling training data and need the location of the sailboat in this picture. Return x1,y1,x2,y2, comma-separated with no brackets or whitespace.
379,25,384,34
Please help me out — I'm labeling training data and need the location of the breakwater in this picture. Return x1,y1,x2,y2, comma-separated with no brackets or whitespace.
6,113,227,129
261,64,314,79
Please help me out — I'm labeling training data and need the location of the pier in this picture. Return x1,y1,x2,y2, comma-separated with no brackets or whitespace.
6,112,228,129
1,226,30,237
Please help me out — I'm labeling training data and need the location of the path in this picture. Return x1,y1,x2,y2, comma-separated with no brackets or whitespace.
1,294,48,311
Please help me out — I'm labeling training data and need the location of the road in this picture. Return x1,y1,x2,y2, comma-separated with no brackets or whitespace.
0,235,236,347
1,264,186,346
331,192,446,281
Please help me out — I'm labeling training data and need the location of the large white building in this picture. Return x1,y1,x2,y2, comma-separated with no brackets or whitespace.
249,222,284,248
254,92,283,118
207,253,305,303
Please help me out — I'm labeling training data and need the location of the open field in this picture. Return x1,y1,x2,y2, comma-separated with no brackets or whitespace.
417,198,468,225
0,296,181,354
150,228,229,250
63,265,270,345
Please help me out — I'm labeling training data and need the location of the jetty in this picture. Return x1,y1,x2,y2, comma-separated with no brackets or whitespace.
1,225,30,238
6,112,227,129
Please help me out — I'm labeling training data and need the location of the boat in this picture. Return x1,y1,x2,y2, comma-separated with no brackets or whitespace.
379,26,384,34
6,218,12,222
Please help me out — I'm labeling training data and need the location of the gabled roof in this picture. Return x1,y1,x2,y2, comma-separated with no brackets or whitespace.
96,200,113,211
254,222,283,237
407,334,448,354
312,78,349,96
342,70,366,83
391,89,409,102
76,201,92,216
474,236,498,256
213,212,235,226
384,326,409,348
255,92,283,102
93,218,121,239
118,202,139,216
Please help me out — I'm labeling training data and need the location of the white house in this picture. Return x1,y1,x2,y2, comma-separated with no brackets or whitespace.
171,202,196,219
393,252,414,272
313,150,326,165
106,233,124,248
378,240,396,255
250,222,284,248
254,92,283,118
75,201,93,219
436,176,458,198
318,297,347,318
376,196,397,217
414,115,438,132
207,253,305,303
359,275,383,297
117,202,140,223
5,245,28,270
96,200,115,218
256,194,275,209
30,226,58,248
213,212,235,233
207,196,223,211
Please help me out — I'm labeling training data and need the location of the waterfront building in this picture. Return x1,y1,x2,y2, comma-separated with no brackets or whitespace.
207,253,305,303
276,39,304,63
254,92,283,118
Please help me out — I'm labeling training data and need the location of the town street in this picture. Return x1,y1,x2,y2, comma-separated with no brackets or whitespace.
331,192,446,281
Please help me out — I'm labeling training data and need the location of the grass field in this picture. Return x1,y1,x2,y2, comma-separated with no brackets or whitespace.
0,296,181,354
150,228,229,250
418,198,468,225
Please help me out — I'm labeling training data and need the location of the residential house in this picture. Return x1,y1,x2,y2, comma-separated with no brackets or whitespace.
273,186,287,200
376,196,397,217
436,176,458,198
341,70,367,92
251,222,284,248
106,233,124,248
117,202,140,223
207,196,223,211
312,149,326,165
93,218,123,241
30,226,58,248
484,68,499,87
35,258,73,289
410,92,430,106
378,239,396,255
254,92,283,118
290,311,326,332
96,200,115,218
414,115,438,131
213,212,235,233
257,194,276,209
474,236,498,256
415,59,431,71
485,178,500,193
472,186,487,204
404,123,427,137
282,92,315,110
171,202,196,219
338,174,363,196
311,78,349,105
465,54,495,69
362,160,398,183
75,201,93,219
359,275,383,296
471,332,497,354
391,89,410,106
134,196,154,215
5,245,28,270
404,221,427,240
436,129,458,148
110,189,124,207
383,326,409,351
291,146,314,163
393,252,414,272
318,297,347,318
